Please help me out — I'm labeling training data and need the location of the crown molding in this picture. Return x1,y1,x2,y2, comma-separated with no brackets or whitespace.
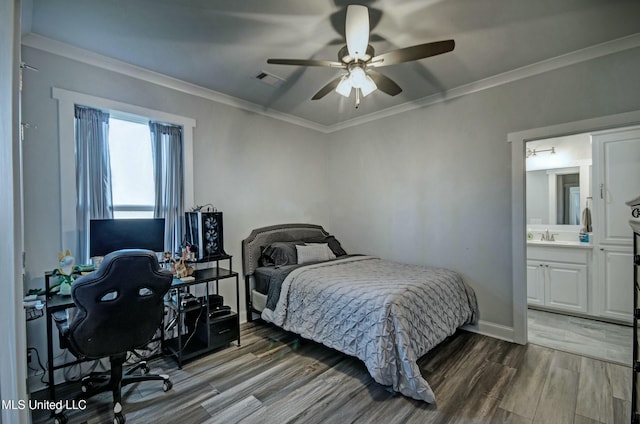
21,33,330,133
329,33,640,133
22,32,640,134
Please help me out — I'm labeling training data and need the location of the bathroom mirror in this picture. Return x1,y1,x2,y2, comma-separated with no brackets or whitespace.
557,173,580,224
525,134,592,228
526,168,581,226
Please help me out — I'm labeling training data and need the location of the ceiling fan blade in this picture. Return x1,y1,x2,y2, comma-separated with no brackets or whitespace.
345,5,369,60
367,70,402,96
369,40,455,67
311,76,343,100
267,59,343,68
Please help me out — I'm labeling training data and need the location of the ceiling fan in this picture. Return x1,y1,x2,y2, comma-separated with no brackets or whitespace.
267,4,455,108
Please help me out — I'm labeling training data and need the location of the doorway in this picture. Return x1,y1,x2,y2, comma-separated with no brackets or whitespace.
524,132,631,365
509,110,640,348
524,127,640,364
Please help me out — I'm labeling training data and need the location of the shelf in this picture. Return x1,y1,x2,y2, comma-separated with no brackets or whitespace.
164,333,208,360
193,267,237,282
163,256,240,367
170,268,237,288
165,299,204,313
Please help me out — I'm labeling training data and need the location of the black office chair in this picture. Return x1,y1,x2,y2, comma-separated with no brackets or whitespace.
53,249,173,424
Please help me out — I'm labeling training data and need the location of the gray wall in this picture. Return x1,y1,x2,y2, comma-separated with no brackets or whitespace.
19,39,640,391
20,45,330,390
326,47,640,328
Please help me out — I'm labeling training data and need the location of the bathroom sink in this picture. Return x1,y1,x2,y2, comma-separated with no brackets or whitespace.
527,239,591,248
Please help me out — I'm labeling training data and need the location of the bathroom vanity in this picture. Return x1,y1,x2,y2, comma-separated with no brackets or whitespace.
527,240,592,314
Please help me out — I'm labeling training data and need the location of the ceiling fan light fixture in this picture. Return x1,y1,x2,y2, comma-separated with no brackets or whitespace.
336,75,353,97
360,75,377,97
349,66,367,88
266,4,454,106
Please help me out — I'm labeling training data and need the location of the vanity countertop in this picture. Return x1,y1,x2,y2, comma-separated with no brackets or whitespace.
527,240,593,249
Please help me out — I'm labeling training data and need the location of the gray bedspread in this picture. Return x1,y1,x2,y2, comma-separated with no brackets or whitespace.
261,255,478,403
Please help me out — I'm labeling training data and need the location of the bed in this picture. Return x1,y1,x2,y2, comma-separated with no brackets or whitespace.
241,223,478,403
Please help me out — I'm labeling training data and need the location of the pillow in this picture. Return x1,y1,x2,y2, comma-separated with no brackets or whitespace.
296,243,336,265
260,241,304,266
306,235,347,257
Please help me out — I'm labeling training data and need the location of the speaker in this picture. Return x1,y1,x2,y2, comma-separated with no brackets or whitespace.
185,211,227,260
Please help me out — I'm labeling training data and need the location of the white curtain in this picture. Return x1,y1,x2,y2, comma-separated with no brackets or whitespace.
75,105,112,263
149,121,184,254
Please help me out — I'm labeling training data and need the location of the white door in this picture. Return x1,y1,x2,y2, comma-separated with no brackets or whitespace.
592,127,640,321
598,246,633,322
545,262,588,313
592,127,640,246
527,261,545,306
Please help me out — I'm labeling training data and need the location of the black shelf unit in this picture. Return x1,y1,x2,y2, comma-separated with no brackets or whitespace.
632,220,640,424
163,255,240,367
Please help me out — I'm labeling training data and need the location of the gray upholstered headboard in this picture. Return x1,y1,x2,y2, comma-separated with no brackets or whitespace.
241,223,330,276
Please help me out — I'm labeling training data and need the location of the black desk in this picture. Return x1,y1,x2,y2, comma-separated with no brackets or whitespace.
43,272,85,403
163,256,240,367
43,256,240,400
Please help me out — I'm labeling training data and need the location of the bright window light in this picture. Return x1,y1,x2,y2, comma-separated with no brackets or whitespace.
108,118,155,218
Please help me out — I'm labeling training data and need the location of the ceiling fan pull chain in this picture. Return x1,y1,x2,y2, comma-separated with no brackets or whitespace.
355,89,361,109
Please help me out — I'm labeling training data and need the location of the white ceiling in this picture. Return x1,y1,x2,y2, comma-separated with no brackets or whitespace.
21,0,640,128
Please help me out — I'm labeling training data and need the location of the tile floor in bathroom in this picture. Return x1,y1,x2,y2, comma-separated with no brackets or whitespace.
527,308,632,366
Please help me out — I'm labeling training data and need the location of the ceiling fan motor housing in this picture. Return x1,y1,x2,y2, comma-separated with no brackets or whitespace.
338,45,375,65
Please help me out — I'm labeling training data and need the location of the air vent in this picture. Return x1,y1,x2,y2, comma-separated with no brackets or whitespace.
255,71,285,87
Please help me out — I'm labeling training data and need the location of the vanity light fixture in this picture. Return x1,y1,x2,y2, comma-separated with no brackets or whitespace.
526,146,555,158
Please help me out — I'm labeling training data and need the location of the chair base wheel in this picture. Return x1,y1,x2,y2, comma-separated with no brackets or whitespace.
54,413,68,424
114,412,126,424
163,379,172,392
140,363,149,375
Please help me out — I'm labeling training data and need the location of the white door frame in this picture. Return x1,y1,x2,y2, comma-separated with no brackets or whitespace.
509,110,640,344
0,0,29,423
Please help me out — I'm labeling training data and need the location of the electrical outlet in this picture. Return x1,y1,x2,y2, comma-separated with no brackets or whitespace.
27,350,32,363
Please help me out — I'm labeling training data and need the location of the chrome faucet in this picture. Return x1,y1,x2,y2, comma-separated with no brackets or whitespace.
540,229,557,241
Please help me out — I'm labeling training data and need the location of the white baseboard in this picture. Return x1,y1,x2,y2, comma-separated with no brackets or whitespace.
463,320,516,343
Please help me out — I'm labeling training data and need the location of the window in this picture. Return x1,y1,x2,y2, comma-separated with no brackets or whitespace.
53,87,195,259
74,105,186,261
108,117,155,218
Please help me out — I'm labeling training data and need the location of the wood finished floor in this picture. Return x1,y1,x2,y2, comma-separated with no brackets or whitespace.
528,308,632,366
32,321,631,424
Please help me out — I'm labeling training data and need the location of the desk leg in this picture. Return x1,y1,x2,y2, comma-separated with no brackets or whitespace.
235,274,241,347
46,308,55,401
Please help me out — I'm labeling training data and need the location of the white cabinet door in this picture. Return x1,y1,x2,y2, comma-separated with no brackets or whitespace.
545,262,588,313
592,127,640,246
599,246,633,322
527,261,545,306
592,126,638,322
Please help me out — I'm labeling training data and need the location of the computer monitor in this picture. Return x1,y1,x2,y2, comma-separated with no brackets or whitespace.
89,218,165,257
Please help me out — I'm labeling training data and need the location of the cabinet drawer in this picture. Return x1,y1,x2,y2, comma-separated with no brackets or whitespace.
527,246,589,264
196,313,239,349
